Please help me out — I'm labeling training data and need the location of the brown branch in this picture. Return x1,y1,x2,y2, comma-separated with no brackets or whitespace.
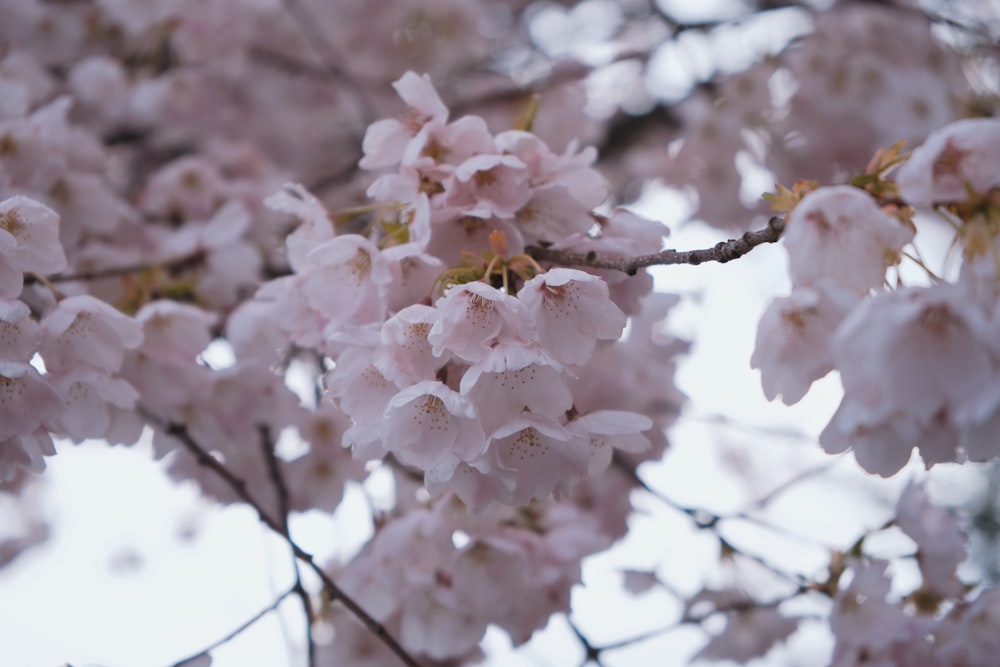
281,0,375,122
249,46,335,79
143,410,425,667
528,216,785,276
611,453,811,586
591,585,809,655
258,425,316,667
566,617,607,667
168,584,298,667
29,252,206,285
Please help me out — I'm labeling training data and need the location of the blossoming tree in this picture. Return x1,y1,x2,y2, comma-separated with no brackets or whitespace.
1,0,1000,665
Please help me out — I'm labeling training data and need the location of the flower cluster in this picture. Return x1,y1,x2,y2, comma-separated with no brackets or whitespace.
245,72,678,512
0,196,145,480
828,483,993,667
754,118,1000,476
327,497,612,663
186,71,688,656
2,1,998,664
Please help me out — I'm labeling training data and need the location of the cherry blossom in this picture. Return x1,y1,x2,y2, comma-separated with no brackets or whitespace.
751,282,859,405
263,183,337,272
459,343,572,436
428,282,535,363
0,360,61,479
517,268,626,366
298,235,393,334
895,482,966,598
782,185,914,294
283,406,365,514
822,286,995,473
0,195,66,297
0,298,40,362
360,72,450,170
829,559,910,656
3,5,1000,667
381,380,486,473
895,118,1000,206
40,294,143,374
445,153,532,219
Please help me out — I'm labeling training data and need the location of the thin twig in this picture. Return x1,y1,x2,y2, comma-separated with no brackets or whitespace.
168,585,298,667
249,46,334,79
281,0,375,121
30,253,205,284
143,410,425,667
611,454,813,585
743,461,838,511
566,617,606,667
528,217,785,276
592,586,809,654
258,425,316,667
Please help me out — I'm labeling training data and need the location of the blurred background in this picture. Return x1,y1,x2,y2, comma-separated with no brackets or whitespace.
1,0,999,665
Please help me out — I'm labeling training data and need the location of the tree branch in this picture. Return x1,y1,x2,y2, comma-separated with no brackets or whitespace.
258,425,316,667
143,411,425,667
592,585,809,655
611,453,812,587
29,252,206,285
168,584,298,667
528,216,785,275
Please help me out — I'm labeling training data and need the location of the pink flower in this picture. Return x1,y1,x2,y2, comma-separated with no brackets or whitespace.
751,282,858,405
45,368,139,441
445,153,532,219
160,199,262,307
567,409,652,476
401,115,495,170
833,285,993,428
135,300,217,365
418,207,524,269
380,243,444,314
298,235,392,332
549,208,666,316
398,592,486,660
325,334,399,427
513,184,595,245
517,268,626,366
41,295,143,373
938,588,1000,666
1,428,56,481
895,482,966,598
0,298,40,362
381,380,486,473
784,186,914,293
253,276,326,350
428,282,535,363
377,305,448,386
494,131,607,209
896,118,1000,205
694,606,798,663
139,156,226,221
264,183,336,272
225,299,292,365
481,413,589,504
283,406,365,514
360,72,449,170
0,195,67,298
0,355,61,478
830,559,910,653
425,461,509,511
459,344,572,436
0,360,61,442
821,403,960,477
